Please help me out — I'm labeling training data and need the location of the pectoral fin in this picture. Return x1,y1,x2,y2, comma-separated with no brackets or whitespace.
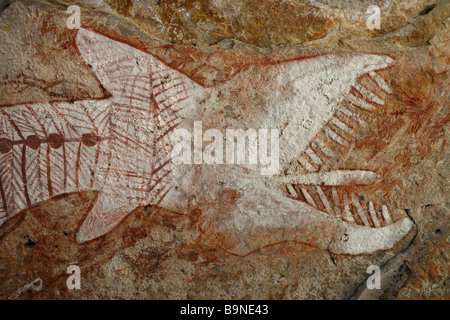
76,193,136,243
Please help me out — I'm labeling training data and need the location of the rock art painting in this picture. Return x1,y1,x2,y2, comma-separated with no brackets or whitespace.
0,28,413,255
0,1,448,300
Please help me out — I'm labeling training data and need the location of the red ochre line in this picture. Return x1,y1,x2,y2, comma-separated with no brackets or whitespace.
0,174,8,213
90,144,101,189
74,142,83,191
301,151,320,171
23,107,48,194
151,158,172,176
147,170,171,193
154,82,185,98
154,185,172,207
20,144,31,207
155,90,187,105
148,182,168,204
154,122,180,143
46,144,53,197
309,143,328,162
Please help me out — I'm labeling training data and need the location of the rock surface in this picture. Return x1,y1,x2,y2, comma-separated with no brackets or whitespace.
0,0,448,299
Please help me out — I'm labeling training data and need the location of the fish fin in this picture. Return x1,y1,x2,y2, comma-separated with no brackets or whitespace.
75,28,207,117
76,193,136,243
75,28,154,99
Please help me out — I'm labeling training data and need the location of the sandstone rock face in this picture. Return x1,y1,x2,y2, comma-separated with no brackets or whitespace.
0,0,448,300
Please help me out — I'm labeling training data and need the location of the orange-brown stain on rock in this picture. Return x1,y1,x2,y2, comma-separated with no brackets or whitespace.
122,0,334,47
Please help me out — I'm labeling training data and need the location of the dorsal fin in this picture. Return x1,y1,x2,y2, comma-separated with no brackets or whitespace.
76,29,154,99
76,28,207,120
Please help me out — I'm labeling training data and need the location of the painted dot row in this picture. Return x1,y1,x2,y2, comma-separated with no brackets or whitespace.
0,133,100,154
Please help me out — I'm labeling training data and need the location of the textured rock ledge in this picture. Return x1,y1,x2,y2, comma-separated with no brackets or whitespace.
0,0,448,299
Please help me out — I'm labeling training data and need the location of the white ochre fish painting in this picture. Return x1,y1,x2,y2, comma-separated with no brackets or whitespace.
0,28,414,255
